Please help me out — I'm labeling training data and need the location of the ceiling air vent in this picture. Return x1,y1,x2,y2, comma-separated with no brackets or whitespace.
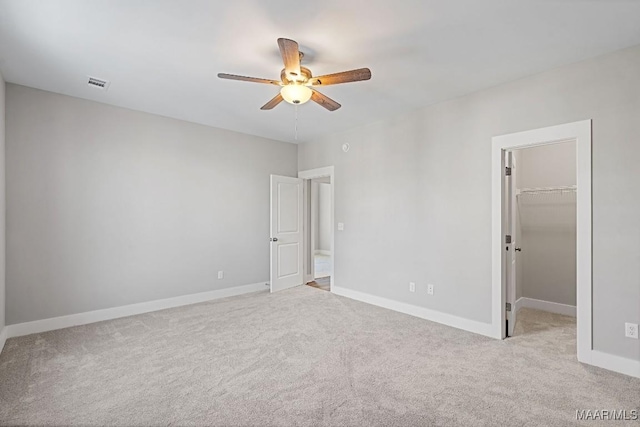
87,76,110,90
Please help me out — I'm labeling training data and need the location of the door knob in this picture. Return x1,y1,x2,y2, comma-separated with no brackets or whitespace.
515,247,522,252
270,237,278,242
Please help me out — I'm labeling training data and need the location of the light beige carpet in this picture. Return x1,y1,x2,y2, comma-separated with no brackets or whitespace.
0,287,638,426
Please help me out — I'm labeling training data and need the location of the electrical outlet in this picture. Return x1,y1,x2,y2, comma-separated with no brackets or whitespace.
427,284,434,295
409,282,416,293
625,323,638,339
217,271,224,280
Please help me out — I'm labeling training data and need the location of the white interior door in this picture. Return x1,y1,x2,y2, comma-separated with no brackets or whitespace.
270,175,304,292
506,152,518,336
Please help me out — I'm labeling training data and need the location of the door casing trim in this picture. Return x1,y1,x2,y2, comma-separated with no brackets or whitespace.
491,120,591,364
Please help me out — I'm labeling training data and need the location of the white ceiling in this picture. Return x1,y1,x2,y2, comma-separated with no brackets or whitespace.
1,0,640,143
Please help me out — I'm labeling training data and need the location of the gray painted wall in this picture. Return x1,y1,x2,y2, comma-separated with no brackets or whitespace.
298,45,640,361
0,73,5,333
6,84,297,324
521,228,576,306
317,183,331,253
517,142,577,307
311,179,331,253
518,143,577,189
312,182,320,251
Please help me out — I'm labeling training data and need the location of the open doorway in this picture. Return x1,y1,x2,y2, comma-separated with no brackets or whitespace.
309,177,332,291
299,167,334,292
492,120,592,363
507,142,577,340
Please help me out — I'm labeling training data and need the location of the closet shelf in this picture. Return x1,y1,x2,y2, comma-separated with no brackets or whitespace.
517,185,576,196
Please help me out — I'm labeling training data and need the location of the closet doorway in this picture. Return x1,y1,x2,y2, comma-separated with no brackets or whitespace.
491,120,592,363
508,142,577,339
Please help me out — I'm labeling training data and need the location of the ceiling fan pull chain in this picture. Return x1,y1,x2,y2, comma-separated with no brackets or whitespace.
294,104,299,141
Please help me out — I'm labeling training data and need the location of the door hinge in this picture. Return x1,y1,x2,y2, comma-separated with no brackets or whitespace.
506,302,512,312
505,166,512,176
505,235,512,244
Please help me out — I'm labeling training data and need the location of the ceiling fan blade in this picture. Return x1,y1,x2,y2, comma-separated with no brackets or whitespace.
277,38,301,80
218,73,281,85
260,93,284,110
310,68,371,86
310,89,341,111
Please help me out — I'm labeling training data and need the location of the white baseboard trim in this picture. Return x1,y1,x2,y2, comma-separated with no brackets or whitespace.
589,350,640,379
314,250,331,256
332,286,494,338
0,326,7,353
4,282,268,342
516,297,576,317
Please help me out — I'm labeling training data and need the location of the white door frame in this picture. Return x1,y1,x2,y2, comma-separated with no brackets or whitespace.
491,120,592,363
309,181,318,280
299,166,335,291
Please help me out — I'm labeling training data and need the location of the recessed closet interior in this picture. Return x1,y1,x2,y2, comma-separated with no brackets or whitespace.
513,141,577,334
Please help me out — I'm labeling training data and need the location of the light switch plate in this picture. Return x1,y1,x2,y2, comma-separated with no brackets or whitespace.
337,222,344,231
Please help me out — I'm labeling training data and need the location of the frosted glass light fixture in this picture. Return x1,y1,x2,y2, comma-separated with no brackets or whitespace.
280,84,312,105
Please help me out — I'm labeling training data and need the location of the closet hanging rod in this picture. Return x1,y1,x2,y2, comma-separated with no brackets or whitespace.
517,185,577,196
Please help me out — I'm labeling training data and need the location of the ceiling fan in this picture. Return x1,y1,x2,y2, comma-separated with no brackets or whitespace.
218,38,371,111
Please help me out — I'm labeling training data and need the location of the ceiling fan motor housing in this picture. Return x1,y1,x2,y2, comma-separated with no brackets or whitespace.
281,66,313,84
